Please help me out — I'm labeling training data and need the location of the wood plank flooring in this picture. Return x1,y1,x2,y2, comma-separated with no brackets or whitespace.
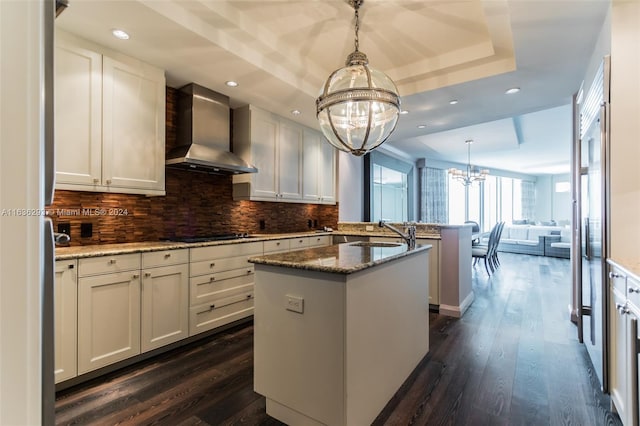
55,253,622,425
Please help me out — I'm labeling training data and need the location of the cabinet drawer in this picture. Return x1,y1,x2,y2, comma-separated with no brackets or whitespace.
190,272,254,306
190,241,263,262
142,249,188,269
610,266,627,294
189,294,254,336
78,253,141,277
190,255,253,277
264,239,291,253
290,237,310,250
309,235,331,247
627,277,640,310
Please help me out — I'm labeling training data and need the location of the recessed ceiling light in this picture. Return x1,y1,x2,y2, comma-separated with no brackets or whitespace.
225,81,239,87
449,99,459,105
111,29,130,40
417,124,427,129
291,109,301,116
400,110,409,115
505,87,520,94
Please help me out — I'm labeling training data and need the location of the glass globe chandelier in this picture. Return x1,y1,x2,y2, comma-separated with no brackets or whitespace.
316,0,401,156
448,140,490,186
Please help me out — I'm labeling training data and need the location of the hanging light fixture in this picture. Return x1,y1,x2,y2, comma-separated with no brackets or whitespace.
448,140,490,185
316,0,401,156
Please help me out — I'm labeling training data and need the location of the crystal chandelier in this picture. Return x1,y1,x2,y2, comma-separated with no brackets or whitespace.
448,140,490,185
316,0,401,157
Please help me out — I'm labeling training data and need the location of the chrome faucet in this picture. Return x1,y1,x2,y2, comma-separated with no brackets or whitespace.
378,221,416,250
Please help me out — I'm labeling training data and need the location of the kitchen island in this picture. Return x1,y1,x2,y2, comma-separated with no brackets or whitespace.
250,241,431,426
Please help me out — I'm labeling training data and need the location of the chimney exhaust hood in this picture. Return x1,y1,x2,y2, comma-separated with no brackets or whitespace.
166,83,257,175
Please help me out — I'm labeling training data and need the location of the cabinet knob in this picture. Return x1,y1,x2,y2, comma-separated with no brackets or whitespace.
210,304,216,310
144,272,151,278
68,264,74,269
610,272,624,279
246,294,252,299
133,274,139,279
209,276,215,282
93,178,99,184
109,259,116,264
629,287,640,294
164,253,171,258
247,269,253,274
210,262,215,268
106,179,112,185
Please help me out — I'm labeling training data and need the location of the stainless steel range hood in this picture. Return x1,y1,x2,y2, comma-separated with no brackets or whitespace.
166,83,257,174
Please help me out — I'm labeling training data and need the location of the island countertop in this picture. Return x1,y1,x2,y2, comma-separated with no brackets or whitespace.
249,241,432,274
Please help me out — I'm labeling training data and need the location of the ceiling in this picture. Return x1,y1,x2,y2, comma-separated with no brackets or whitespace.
55,0,610,175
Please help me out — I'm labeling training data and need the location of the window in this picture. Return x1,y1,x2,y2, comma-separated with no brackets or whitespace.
371,164,408,222
365,152,414,222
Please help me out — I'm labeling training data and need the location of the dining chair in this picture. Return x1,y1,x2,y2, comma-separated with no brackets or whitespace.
472,222,500,275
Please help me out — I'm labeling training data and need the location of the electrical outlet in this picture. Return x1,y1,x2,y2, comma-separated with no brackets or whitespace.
80,223,92,238
285,295,304,314
58,222,71,236
365,225,374,231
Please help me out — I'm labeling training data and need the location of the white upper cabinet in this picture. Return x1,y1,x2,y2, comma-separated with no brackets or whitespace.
233,105,335,204
302,128,336,204
54,38,102,186
54,30,165,196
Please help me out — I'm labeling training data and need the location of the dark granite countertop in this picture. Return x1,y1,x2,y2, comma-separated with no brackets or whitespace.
249,242,432,275
55,232,333,261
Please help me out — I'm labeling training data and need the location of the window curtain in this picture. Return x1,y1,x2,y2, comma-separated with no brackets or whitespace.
420,167,448,223
521,180,536,221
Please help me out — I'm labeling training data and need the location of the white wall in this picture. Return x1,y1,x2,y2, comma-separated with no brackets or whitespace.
0,0,45,423
610,0,640,259
338,151,364,221
535,175,553,221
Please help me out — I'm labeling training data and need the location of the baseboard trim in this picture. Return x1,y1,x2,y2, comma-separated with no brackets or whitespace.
439,291,475,318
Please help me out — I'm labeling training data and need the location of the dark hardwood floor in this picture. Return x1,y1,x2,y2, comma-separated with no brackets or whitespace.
55,253,621,425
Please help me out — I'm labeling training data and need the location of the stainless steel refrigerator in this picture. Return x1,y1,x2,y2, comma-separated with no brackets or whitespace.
575,55,610,392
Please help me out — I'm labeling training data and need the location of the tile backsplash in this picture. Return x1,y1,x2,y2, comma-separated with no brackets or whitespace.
50,170,338,246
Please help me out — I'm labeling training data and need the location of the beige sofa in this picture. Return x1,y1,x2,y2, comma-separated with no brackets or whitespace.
497,224,568,256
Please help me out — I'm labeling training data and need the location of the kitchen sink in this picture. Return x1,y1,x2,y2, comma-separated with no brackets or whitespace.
349,241,403,248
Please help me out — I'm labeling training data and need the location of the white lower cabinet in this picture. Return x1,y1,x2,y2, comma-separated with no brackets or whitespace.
141,250,189,352
54,260,77,384
189,242,263,336
418,238,440,305
77,255,141,374
608,261,640,426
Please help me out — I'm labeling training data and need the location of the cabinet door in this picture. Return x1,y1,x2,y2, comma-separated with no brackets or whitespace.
78,271,141,374
418,239,440,305
102,56,165,192
250,112,279,199
610,287,629,423
54,260,77,383
54,39,102,186
141,264,189,352
302,129,321,202
278,120,303,200
319,140,336,204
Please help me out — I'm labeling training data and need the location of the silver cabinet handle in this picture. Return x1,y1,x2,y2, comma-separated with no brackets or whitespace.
617,304,630,315
609,271,625,279
629,287,640,294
